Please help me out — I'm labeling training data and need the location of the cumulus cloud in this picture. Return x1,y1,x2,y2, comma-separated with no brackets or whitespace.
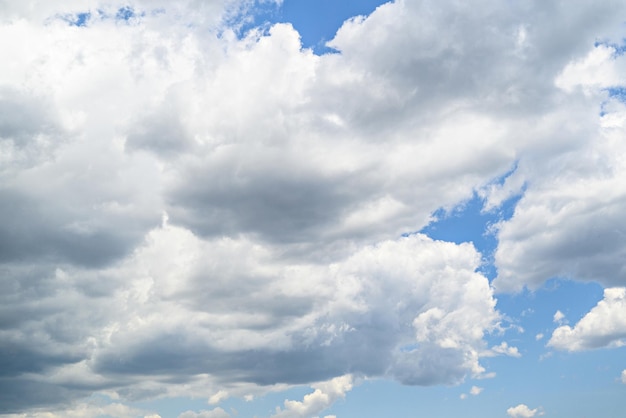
621,370,626,384
86,229,498,386
484,342,522,358
270,375,353,418
548,288,626,351
2,0,626,415
492,47,626,292
0,223,500,412
507,404,542,418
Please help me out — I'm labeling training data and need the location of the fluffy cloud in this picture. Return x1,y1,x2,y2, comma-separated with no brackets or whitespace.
622,370,626,384
2,0,626,415
270,375,353,418
507,404,542,418
548,287,626,351
0,222,499,411
492,49,626,292
91,229,498,386
484,342,521,358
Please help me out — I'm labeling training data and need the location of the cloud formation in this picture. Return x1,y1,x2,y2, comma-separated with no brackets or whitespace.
270,375,353,418
2,0,626,415
548,287,626,351
492,46,626,292
507,404,542,418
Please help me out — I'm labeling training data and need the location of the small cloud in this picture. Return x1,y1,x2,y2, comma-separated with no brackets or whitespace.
553,310,566,324
486,342,522,358
535,333,544,341
469,386,483,396
507,404,543,417
209,390,229,405
548,288,626,351
621,369,626,384
460,385,483,399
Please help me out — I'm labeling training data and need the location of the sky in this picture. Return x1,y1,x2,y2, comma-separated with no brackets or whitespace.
1,0,626,417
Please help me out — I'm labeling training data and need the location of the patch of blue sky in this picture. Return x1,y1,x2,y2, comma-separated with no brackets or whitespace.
594,39,626,57
417,162,524,280
417,193,522,283
327,380,507,418
61,6,144,27
74,12,90,27
115,5,136,21
600,86,626,116
419,195,503,279
276,0,389,54
59,11,91,27
413,164,623,416
130,395,209,418
477,342,626,417
224,0,279,39
324,335,626,418
606,86,626,102
236,0,390,54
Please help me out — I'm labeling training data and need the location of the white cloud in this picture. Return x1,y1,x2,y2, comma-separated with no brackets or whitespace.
548,288,626,351
2,0,626,414
88,228,499,387
271,375,353,418
555,45,625,94
208,390,229,405
484,342,522,358
553,310,566,324
535,333,544,341
469,386,483,396
621,370,626,384
507,404,541,418
492,55,626,292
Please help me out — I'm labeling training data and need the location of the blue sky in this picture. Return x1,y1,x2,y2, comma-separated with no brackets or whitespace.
1,1,626,417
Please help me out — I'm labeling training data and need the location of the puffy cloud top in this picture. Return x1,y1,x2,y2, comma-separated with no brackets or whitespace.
548,287,626,351
2,0,626,415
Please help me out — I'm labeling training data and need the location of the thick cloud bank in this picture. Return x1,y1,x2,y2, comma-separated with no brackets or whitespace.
2,0,626,415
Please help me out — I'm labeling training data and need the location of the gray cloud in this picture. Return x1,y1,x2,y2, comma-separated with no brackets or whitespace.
1,0,626,415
